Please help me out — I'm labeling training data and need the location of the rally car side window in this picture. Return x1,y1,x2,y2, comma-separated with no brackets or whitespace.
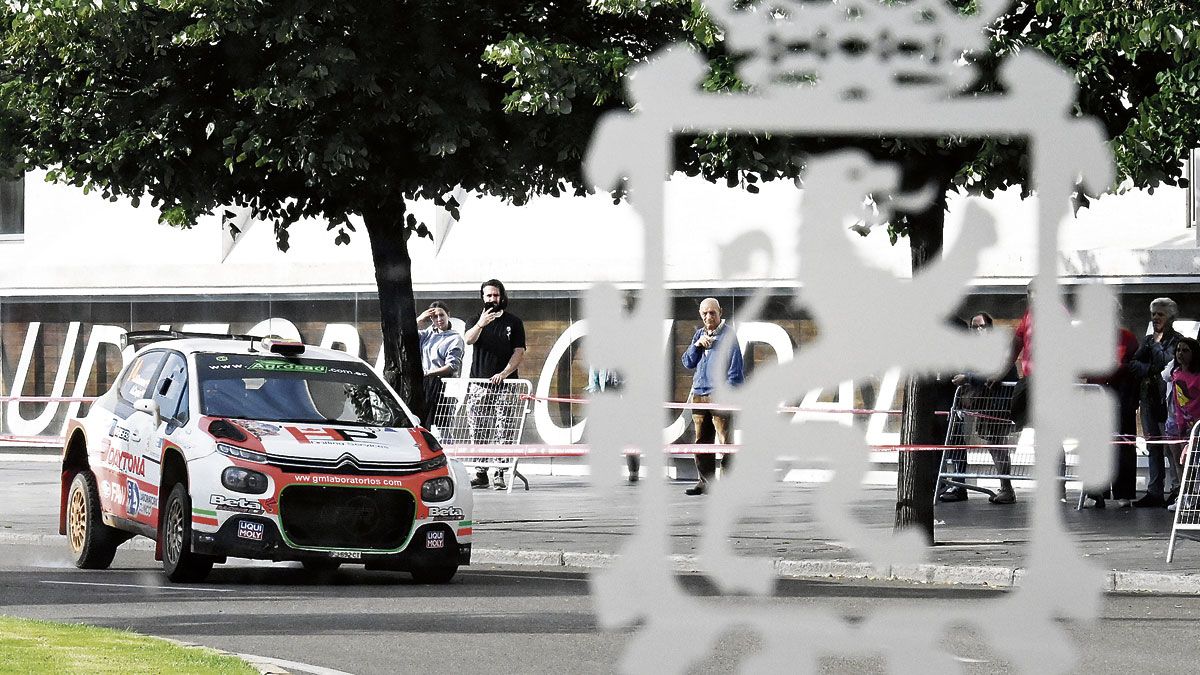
151,352,189,425
118,351,168,405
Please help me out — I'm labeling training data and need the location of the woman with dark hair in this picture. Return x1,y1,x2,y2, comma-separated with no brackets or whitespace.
416,301,464,430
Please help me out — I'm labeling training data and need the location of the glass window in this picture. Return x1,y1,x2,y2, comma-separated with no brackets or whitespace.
118,351,168,404
152,352,189,424
0,176,24,238
195,353,411,427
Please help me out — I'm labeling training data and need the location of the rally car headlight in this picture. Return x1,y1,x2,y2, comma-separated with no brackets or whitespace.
222,467,269,494
420,430,443,452
421,477,454,502
217,442,267,464
416,454,447,472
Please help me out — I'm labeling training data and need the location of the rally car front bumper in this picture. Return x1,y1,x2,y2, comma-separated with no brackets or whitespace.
192,514,471,569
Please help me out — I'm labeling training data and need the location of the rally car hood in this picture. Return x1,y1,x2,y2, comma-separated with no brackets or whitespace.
208,418,431,466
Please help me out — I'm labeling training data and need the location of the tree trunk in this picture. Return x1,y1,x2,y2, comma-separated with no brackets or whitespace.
362,206,426,421
893,174,953,544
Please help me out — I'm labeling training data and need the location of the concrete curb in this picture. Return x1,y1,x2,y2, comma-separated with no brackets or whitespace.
1111,570,1200,594
7,532,1199,595
160,637,288,674
470,547,1200,595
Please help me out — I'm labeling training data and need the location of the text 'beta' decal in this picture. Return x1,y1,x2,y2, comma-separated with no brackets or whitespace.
210,495,264,514
428,506,464,520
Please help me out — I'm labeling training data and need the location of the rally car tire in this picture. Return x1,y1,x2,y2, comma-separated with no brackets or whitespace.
66,470,122,569
410,564,458,584
162,483,215,583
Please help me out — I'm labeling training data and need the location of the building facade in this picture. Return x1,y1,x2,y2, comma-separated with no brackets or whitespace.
1,170,1196,456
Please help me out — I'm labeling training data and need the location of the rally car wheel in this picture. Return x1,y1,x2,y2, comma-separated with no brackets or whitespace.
162,483,215,583
66,471,122,569
410,564,458,584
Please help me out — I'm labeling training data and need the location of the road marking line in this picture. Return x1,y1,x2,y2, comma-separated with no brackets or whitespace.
237,654,355,675
40,580,235,593
465,571,585,582
0,453,59,463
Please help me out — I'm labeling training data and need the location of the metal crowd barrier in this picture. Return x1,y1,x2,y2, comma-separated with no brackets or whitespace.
936,381,1023,502
1167,420,1200,563
936,382,1106,506
430,377,534,493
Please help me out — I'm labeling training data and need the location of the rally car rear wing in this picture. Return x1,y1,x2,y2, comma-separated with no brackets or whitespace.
121,330,261,349
121,331,304,355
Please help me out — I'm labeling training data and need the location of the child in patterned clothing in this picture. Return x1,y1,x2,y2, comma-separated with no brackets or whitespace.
1164,337,1200,512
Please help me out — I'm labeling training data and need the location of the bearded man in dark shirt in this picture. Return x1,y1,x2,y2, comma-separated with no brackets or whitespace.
463,279,526,489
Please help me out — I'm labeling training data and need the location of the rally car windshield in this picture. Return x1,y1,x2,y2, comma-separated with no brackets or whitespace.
196,354,410,427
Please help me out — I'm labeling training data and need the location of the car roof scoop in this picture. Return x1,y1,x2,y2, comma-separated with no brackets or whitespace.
208,419,248,442
259,337,305,356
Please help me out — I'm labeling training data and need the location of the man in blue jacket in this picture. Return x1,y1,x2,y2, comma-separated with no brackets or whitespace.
681,297,744,495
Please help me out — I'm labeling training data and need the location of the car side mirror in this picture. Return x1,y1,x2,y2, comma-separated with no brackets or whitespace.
134,399,161,426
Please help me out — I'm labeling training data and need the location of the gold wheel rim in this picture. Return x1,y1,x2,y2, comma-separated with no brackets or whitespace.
164,498,184,565
67,483,86,554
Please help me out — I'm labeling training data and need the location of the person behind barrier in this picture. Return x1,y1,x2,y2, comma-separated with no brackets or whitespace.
586,366,639,481
1130,297,1184,508
1164,337,1200,512
416,301,464,431
681,297,744,496
1080,321,1141,508
464,279,526,490
1004,284,1071,501
1004,289,1034,443
942,312,1020,505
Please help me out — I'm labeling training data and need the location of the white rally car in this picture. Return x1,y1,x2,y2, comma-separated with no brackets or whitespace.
59,331,473,583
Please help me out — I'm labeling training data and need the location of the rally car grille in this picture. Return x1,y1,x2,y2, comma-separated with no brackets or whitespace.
279,486,415,549
268,452,443,476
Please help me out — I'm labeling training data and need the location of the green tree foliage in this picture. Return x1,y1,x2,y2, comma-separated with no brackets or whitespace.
0,0,710,410
992,1,1199,196
488,0,1200,218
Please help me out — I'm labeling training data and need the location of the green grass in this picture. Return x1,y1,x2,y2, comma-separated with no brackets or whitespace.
0,616,257,674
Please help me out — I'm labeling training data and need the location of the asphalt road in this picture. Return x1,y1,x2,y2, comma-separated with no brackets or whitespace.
3,541,1200,674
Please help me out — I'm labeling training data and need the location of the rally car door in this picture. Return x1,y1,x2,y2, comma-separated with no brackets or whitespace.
129,350,191,526
103,350,168,523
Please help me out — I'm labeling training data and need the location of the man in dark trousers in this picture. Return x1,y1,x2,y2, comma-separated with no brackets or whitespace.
1129,297,1185,508
681,297,744,496
464,279,526,489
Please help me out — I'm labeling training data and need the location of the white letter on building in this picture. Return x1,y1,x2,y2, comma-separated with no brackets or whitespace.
62,325,131,433
7,322,79,437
